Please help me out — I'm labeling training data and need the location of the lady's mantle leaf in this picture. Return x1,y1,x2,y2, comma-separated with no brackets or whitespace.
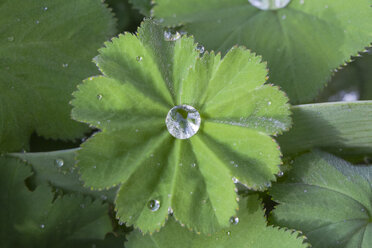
0,0,115,152
153,0,372,103
270,151,372,248
0,157,115,248
126,195,309,248
71,20,291,234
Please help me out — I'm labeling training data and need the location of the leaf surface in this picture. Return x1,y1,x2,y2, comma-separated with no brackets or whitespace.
270,151,372,248
0,156,117,248
126,195,309,248
153,0,372,103
71,20,291,233
278,101,372,158
0,0,115,152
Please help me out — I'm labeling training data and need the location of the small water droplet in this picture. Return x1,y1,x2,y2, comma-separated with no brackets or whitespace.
229,216,239,225
100,194,107,200
62,63,68,68
282,15,287,20
166,105,201,139
35,20,40,24
248,0,292,10
191,163,196,168
168,207,173,215
164,30,181,41
361,208,365,212
304,189,307,193
40,224,45,229
268,101,272,105
196,45,205,54
278,171,284,177
7,36,14,42
190,191,193,194
97,94,103,100
135,129,139,132
55,158,64,167
93,165,96,169
324,5,328,8
43,7,48,11
148,199,160,211
232,177,239,183
150,154,154,157
179,163,183,166
80,204,85,208
226,231,231,236
234,164,239,168
230,161,235,165
136,56,143,62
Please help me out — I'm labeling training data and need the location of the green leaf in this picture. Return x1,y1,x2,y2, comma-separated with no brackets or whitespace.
0,156,116,248
106,0,144,33
10,149,117,202
278,101,372,158
0,0,116,152
153,0,372,103
71,20,291,233
270,151,372,248
129,0,152,16
126,195,309,248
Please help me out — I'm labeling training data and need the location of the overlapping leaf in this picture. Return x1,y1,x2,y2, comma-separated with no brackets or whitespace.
0,156,119,248
152,0,372,103
270,151,372,248
126,195,309,248
71,20,291,233
11,149,117,202
0,0,116,152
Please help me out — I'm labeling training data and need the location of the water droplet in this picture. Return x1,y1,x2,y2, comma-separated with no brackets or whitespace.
230,161,235,165
282,15,287,20
7,36,14,42
268,101,272,105
136,56,143,62
234,163,239,168
304,189,307,193
196,45,205,54
230,216,239,225
361,208,365,212
35,20,40,24
278,171,284,177
100,194,107,200
62,63,68,68
135,129,139,132
40,224,45,229
164,30,181,41
97,94,103,100
166,105,201,139
179,163,183,166
226,231,231,236
191,163,196,168
55,158,64,167
150,153,154,157
168,207,173,215
325,5,328,8
43,7,48,11
248,0,291,10
148,199,160,211
300,0,304,4
80,204,85,208
232,177,239,183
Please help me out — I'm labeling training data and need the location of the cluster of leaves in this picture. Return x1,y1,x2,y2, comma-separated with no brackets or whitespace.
1,0,372,247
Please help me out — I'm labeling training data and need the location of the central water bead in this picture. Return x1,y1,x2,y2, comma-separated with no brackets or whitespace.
248,0,291,10
165,105,201,139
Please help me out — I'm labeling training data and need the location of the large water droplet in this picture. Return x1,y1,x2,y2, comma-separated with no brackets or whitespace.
166,105,201,139
230,216,239,225
248,0,291,10
55,158,64,167
164,30,181,41
148,199,160,211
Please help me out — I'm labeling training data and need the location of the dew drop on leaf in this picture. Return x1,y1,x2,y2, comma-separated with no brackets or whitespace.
97,94,102,100
191,163,196,168
43,6,48,11
164,30,181,41
196,45,205,54
248,0,292,10
168,207,173,215
7,36,14,42
226,231,231,236
148,199,160,211
229,216,239,225
278,171,284,177
35,20,40,24
62,63,68,68
136,56,143,62
40,224,45,229
232,177,239,183
55,158,64,167
165,105,201,139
